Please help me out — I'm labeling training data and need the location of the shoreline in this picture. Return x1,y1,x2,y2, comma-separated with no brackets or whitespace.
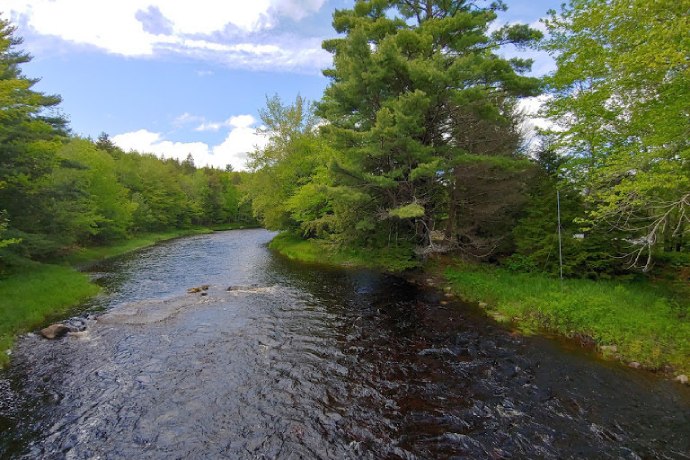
268,233,690,383
0,226,247,368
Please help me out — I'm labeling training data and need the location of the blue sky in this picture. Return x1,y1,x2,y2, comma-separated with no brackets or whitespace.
4,0,560,170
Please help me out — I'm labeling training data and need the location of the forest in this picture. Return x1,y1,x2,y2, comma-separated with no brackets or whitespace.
247,0,689,278
0,15,254,270
1,1,688,371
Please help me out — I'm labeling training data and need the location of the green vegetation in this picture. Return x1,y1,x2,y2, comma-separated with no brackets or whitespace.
445,264,690,374
0,262,98,367
62,228,213,266
269,232,418,272
1,1,688,377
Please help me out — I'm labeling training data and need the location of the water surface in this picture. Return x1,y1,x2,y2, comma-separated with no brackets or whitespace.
1,229,688,458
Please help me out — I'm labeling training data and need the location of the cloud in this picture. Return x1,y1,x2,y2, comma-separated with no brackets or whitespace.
5,0,330,72
112,115,268,170
172,112,205,127
195,114,258,132
516,95,559,153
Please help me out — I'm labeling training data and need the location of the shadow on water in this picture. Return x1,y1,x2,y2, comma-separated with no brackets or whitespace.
1,229,689,459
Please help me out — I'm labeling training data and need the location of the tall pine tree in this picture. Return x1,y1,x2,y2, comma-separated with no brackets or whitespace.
317,0,541,254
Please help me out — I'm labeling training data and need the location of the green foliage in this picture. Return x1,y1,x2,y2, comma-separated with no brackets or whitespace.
445,264,690,373
388,202,425,219
246,95,328,232
0,261,99,367
318,0,542,252
269,232,418,272
542,0,690,271
512,147,626,278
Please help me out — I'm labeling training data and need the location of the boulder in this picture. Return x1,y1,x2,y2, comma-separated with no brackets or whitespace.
675,375,688,385
40,324,70,340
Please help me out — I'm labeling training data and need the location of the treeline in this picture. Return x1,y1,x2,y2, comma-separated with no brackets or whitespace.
0,17,252,270
246,0,689,278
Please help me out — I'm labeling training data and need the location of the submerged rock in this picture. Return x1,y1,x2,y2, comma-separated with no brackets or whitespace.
65,318,87,332
187,284,210,294
40,324,70,339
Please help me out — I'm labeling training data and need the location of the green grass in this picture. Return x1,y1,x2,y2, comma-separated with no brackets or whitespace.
0,261,100,367
444,263,690,375
269,232,418,272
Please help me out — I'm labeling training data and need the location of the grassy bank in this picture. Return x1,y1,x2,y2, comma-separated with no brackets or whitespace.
0,227,220,367
0,262,99,367
63,227,214,266
269,232,418,272
444,263,690,375
271,233,689,376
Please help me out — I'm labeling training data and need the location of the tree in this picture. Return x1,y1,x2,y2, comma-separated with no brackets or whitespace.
542,0,690,270
246,95,326,231
0,15,69,258
317,0,541,253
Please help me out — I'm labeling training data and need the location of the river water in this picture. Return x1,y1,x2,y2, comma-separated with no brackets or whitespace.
1,229,688,459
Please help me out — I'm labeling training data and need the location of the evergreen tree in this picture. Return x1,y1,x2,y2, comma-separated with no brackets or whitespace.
0,15,68,258
317,0,542,253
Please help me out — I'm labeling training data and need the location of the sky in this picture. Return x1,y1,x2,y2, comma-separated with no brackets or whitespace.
3,0,560,171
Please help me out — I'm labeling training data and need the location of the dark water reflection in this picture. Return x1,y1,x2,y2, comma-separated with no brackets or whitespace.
1,229,689,459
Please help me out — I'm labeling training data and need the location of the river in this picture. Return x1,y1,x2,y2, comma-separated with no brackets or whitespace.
1,229,688,459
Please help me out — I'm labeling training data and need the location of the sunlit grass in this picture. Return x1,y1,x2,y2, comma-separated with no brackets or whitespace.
269,232,418,272
445,264,690,374
0,261,99,367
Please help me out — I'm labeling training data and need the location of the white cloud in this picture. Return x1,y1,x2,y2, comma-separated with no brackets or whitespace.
516,95,559,153
5,0,330,72
173,112,205,127
195,114,258,132
112,115,268,171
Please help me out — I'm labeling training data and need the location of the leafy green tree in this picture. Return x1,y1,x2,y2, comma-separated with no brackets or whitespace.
542,0,690,270
246,95,326,231
512,144,626,278
56,139,135,241
317,0,542,252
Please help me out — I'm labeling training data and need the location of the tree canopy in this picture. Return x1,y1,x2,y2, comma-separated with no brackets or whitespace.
542,0,690,270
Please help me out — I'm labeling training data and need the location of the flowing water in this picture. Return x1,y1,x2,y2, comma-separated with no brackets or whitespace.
1,229,688,459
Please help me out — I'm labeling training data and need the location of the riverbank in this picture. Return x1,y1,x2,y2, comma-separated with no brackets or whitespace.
268,232,418,272
441,263,690,378
0,227,228,367
269,233,690,380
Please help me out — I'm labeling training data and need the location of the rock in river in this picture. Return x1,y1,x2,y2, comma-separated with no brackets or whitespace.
40,324,71,339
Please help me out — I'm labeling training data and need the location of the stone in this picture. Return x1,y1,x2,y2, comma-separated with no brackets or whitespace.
187,285,210,294
478,302,488,308
628,362,641,369
40,324,70,340
675,375,688,385
65,318,87,332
